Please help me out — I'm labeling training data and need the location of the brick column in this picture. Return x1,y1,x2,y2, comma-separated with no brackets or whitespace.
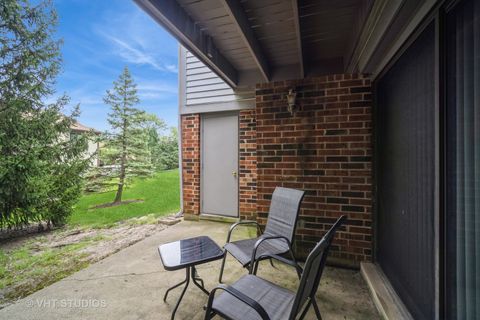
181,114,200,218
239,109,257,220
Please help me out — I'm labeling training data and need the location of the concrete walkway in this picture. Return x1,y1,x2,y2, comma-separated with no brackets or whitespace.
0,220,379,320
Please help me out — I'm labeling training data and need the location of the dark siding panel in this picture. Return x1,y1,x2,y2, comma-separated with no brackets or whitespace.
376,23,435,319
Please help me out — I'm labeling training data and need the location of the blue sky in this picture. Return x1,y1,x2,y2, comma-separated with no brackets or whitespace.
53,0,179,131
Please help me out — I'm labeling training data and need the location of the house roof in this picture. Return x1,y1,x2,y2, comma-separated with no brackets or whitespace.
70,121,101,134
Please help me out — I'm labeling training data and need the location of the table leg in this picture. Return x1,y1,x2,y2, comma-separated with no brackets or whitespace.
163,266,210,320
164,268,190,320
191,266,210,296
163,268,189,302
192,267,205,288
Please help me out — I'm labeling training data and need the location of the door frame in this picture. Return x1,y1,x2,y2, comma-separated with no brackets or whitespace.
200,111,240,218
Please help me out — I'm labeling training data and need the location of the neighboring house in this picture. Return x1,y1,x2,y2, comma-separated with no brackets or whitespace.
136,0,479,319
70,121,101,167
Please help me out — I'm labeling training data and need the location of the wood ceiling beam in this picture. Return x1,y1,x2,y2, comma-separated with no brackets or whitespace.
292,0,304,78
223,0,270,82
134,0,238,88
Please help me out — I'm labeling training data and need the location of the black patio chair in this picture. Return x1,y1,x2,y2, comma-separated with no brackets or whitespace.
205,215,346,320
218,187,305,283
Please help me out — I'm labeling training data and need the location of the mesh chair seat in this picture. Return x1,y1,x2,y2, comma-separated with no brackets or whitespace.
212,275,295,320
224,236,290,267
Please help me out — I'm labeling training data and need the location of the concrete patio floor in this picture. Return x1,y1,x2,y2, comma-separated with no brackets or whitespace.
0,220,380,320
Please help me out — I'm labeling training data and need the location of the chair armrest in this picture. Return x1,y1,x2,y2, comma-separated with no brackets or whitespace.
257,253,303,276
249,235,292,273
226,220,262,243
205,284,269,320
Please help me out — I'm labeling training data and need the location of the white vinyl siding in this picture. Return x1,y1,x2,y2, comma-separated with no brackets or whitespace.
185,51,249,106
179,46,254,114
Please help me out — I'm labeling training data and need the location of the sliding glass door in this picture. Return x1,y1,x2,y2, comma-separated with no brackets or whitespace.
446,0,480,318
375,23,436,319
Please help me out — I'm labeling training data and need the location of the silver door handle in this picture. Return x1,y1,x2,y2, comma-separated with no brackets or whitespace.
232,171,237,177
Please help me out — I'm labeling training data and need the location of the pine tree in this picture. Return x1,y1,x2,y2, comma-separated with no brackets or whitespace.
103,67,154,204
0,0,91,228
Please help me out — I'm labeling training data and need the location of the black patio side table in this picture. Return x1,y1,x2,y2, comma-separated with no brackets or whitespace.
158,236,224,320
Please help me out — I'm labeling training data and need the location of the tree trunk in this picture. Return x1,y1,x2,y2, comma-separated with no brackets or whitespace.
113,179,124,203
114,120,128,204
114,161,125,203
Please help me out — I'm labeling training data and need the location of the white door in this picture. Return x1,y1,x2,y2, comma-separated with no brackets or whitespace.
201,113,238,217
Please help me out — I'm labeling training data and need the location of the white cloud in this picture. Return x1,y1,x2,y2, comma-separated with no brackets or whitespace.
136,79,178,101
94,10,178,74
103,34,167,72
137,81,177,93
165,64,178,73
64,87,105,107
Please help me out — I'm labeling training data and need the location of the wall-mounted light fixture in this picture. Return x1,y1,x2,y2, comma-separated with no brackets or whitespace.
286,88,297,115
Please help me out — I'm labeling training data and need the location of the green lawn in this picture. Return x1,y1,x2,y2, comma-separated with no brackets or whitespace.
69,169,180,228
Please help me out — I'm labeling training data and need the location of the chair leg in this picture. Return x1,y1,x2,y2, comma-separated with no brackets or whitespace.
269,258,276,268
204,310,215,320
204,286,217,320
204,301,213,320
311,298,322,320
253,260,260,275
218,252,227,283
204,306,219,319
298,300,312,320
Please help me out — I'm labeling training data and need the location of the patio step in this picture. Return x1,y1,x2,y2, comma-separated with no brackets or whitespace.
199,214,239,224
361,262,413,320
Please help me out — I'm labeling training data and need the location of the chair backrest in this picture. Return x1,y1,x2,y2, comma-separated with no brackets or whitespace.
263,187,305,241
288,215,347,320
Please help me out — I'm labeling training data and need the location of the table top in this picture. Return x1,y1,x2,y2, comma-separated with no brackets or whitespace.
158,236,224,271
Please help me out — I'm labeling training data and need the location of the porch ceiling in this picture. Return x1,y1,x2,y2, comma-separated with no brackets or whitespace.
134,0,372,87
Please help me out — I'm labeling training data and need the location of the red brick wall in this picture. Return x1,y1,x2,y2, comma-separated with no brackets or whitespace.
255,74,373,266
239,109,257,220
181,114,200,216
